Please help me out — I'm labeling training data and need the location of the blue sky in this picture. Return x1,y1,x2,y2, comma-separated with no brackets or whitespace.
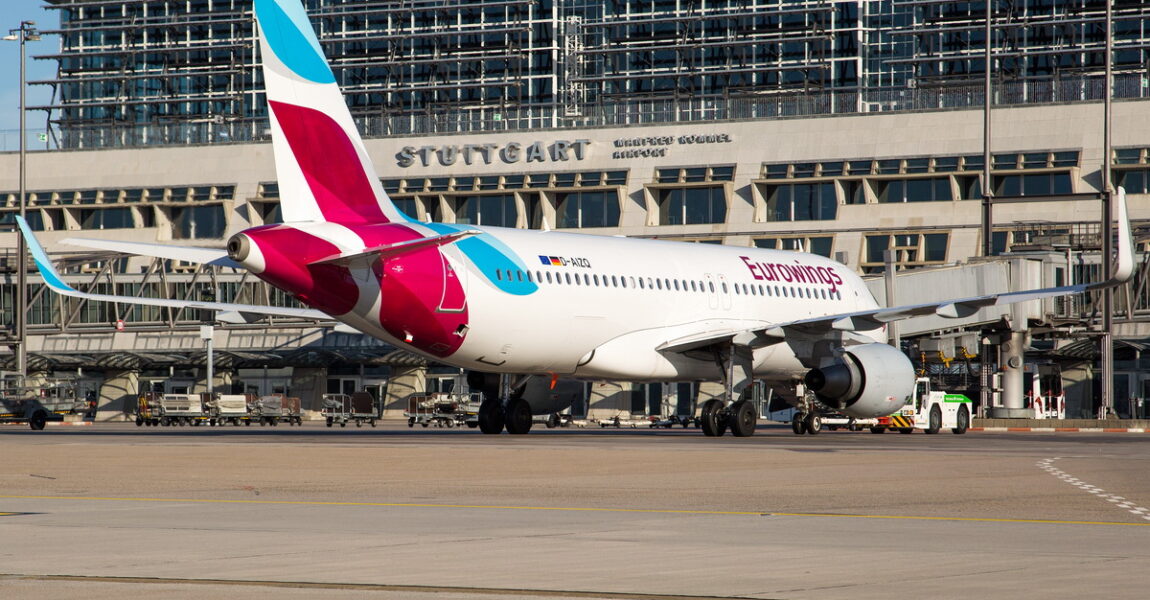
0,0,60,133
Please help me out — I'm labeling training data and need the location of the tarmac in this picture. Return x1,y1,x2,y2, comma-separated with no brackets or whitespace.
2,422,1149,600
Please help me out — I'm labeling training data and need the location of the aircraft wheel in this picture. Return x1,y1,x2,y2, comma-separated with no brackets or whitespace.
791,413,805,435
136,416,144,427
728,400,756,437
478,399,505,434
952,406,970,435
700,399,726,437
505,398,533,435
925,406,942,434
804,412,822,435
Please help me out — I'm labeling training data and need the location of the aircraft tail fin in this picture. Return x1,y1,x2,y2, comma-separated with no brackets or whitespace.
254,0,409,225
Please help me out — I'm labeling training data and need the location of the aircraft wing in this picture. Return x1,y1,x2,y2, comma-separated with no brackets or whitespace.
61,237,239,268
16,217,331,322
658,188,1135,354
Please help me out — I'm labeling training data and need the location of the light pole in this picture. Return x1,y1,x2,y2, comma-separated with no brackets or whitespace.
5,21,41,386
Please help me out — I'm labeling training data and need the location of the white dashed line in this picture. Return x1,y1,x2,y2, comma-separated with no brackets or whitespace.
1038,457,1150,521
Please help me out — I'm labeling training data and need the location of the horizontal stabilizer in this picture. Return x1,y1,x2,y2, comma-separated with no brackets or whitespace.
62,237,239,268
308,229,481,266
18,218,329,322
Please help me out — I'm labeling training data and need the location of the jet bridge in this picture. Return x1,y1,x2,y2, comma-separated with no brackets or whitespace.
865,255,1069,338
865,252,1100,418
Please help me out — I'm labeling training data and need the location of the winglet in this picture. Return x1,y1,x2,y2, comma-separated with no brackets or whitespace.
1086,186,1135,290
16,216,80,297
1111,186,1134,285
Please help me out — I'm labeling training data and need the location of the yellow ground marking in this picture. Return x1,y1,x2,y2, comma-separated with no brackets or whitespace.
1,495,1148,527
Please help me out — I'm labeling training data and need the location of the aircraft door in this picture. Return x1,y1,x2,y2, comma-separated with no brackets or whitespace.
717,274,732,310
704,273,719,310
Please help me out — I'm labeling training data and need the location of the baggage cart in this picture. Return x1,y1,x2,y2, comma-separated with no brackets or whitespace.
321,393,352,427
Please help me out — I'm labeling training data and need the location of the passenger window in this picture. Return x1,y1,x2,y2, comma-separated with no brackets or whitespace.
611,275,618,287
565,273,572,285
546,272,553,284
496,270,503,281
516,271,523,282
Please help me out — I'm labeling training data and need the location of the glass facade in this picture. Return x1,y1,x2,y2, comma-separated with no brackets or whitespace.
33,1,1150,149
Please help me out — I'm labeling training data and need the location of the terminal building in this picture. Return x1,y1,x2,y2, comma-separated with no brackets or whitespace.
4,1,1150,421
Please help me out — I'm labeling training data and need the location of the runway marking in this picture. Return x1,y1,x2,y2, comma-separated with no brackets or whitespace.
1037,457,1150,522
2,574,765,600
2,494,1149,527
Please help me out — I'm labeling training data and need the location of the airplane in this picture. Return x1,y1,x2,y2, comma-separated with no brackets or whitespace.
16,0,1134,437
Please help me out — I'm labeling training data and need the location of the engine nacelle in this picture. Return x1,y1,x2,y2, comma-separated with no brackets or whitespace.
803,343,914,418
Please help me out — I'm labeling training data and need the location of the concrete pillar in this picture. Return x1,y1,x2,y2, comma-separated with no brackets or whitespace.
991,331,1030,418
194,368,233,395
97,369,138,422
1060,362,1094,419
290,367,326,414
587,381,632,420
695,381,725,416
382,365,426,418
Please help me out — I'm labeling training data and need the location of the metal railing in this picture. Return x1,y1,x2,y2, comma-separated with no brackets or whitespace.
6,73,1147,152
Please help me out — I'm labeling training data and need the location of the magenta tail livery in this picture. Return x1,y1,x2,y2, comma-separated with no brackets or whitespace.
19,0,1134,436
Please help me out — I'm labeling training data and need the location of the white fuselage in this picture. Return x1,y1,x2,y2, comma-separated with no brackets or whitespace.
329,225,884,382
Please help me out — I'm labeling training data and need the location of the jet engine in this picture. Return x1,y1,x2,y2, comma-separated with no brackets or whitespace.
803,343,914,418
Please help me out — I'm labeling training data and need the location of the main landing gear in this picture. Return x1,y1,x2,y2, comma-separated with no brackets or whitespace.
476,374,533,435
700,342,757,438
